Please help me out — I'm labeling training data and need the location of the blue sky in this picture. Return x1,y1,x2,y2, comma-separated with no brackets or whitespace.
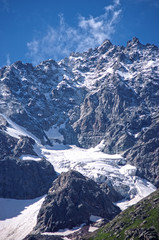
0,0,159,67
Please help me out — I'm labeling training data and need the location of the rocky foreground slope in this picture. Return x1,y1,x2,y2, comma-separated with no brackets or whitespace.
34,170,120,233
85,188,159,240
24,185,159,240
24,170,120,239
0,37,159,189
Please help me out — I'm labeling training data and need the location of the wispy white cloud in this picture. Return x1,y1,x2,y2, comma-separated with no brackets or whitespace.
6,54,11,65
27,0,122,65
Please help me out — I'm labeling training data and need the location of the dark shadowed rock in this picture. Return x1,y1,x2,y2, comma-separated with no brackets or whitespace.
23,234,62,240
0,130,38,159
13,136,38,157
100,182,123,202
0,158,57,199
34,170,120,233
0,130,17,159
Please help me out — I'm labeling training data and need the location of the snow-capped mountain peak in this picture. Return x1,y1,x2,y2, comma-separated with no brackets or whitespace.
0,37,158,239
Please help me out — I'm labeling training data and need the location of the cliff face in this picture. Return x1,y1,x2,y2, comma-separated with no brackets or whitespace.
0,158,57,199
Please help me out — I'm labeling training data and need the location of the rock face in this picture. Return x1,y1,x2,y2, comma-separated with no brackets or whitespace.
0,115,59,199
34,170,120,233
13,136,37,157
0,116,38,159
0,130,17,159
125,119,159,188
85,188,159,240
100,182,123,202
0,158,57,199
0,126,57,199
0,37,159,186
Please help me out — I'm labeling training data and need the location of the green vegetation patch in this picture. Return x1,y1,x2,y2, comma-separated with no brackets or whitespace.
86,190,159,240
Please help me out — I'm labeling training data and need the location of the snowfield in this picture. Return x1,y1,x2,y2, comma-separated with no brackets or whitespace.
0,196,45,240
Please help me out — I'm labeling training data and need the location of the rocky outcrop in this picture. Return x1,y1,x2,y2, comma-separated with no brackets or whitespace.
34,170,120,233
85,188,159,240
0,158,57,199
100,181,123,202
13,136,38,157
125,119,159,187
0,126,38,159
0,126,58,199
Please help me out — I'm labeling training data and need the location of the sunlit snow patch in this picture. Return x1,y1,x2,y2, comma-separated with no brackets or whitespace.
0,113,40,144
89,226,99,232
119,164,136,176
41,223,86,237
20,155,42,161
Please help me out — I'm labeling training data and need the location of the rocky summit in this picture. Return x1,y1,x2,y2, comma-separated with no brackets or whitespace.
33,170,120,233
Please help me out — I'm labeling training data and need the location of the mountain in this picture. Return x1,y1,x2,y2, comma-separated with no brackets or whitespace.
0,37,158,239
0,37,158,188
85,188,159,240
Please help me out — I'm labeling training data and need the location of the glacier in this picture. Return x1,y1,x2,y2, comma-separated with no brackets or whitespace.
0,122,156,240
